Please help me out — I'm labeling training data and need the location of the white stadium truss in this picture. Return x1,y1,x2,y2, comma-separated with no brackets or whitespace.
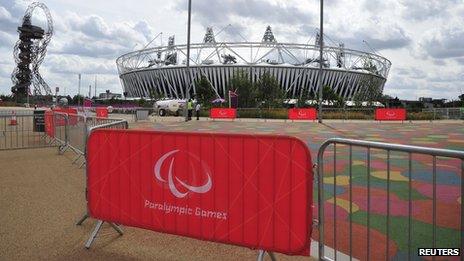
116,27,391,99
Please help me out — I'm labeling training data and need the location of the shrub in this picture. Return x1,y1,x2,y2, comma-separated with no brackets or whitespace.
406,112,438,121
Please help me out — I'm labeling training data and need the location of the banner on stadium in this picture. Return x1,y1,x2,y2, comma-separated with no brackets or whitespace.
288,108,317,120
210,108,237,119
96,107,108,118
375,108,406,121
87,130,313,256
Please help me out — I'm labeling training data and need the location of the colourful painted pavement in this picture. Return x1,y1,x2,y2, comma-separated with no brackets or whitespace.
133,120,463,260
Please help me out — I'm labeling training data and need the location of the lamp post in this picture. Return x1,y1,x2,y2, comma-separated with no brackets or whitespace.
184,0,192,122
78,73,81,108
318,0,324,123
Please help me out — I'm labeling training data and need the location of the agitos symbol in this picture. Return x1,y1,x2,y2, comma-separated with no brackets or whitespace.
386,111,396,117
298,110,307,117
154,150,212,198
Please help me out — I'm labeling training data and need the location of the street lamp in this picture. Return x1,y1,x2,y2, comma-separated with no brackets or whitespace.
184,0,192,122
318,0,324,123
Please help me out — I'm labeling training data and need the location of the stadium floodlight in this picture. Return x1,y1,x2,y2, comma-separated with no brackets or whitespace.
185,0,192,122
318,0,324,123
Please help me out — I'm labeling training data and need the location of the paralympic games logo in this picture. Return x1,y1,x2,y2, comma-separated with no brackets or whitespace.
154,150,212,198
386,111,396,117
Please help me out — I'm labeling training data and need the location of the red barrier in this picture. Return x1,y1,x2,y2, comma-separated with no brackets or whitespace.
87,130,313,255
53,107,78,115
375,108,406,121
68,113,79,126
210,108,236,119
53,108,79,126
45,110,54,137
288,108,317,120
96,107,108,118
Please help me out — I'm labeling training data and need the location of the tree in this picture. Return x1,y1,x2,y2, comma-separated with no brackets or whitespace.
297,89,315,108
379,94,393,107
459,94,464,102
138,97,149,107
315,85,343,107
354,75,382,107
0,94,14,102
255,71,285,108
195,75,216,106
353,90,364,107
71,95,84,105
149,88,165,101
229,70,257,108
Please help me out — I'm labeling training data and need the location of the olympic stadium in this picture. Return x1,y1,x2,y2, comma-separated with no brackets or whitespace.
116,26,391,100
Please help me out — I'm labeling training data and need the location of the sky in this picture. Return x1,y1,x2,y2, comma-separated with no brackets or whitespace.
0,0,463,100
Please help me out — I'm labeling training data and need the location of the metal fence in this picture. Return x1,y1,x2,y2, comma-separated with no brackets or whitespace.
53,112,68,146
317,138,464,260
0,112,53,150
423,108,464,120
0,111,128,154
62,114,128,156
0,109,36,116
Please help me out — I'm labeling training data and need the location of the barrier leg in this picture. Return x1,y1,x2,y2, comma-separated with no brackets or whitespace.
85,220,103,249
72,154,83,164
58,144,68,155
79,161,86,169
47,137,56,145
256,250,277,261
76,212,89,225
267,252,276,261
109,223,124,235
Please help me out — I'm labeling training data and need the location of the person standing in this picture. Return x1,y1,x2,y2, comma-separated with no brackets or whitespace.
195,102,201,120
187,99,193,121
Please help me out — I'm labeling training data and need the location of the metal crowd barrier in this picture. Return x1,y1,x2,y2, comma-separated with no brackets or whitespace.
0,112,54,150
0,110,35,116
423,108,464,120
0,110,128,155
60,114,128,166
53,112,68,148
317,138,464,261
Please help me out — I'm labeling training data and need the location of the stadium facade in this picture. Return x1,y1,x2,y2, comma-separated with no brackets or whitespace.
116,26,391,100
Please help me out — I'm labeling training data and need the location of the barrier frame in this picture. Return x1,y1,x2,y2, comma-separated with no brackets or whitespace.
95,107,109,118
75,120,130,248
210,108,237,120
46,112,128,165
317,138,464,261
288,108,318,121
375,108,406,122
0,112,55,150
82,129,313,258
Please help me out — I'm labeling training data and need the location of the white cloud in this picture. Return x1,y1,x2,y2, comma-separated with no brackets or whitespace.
399,0,459,21
44,54,117,75
418,22,464,60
